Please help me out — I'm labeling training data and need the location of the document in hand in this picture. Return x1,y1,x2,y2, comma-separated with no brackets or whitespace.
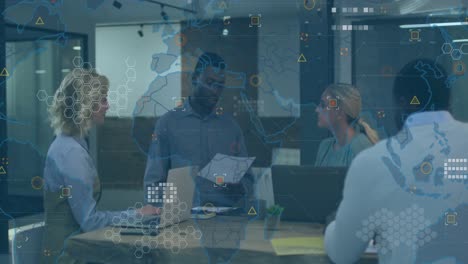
198,153,256,184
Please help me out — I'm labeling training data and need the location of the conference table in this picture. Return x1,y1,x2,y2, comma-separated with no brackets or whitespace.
65,216,378,264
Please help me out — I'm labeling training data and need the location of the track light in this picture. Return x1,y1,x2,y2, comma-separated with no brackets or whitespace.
142,0,196,14
137,24,144,37
160,4,169,21
113,0,122,9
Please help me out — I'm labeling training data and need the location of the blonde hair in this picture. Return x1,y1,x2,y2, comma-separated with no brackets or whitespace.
325,83,380,144
49,69,109,137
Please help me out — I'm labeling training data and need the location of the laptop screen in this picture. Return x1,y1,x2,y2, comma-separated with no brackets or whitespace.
271,165,348,223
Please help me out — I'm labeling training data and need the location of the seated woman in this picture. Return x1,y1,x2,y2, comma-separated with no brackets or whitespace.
314,84,379,167
41,69,159,264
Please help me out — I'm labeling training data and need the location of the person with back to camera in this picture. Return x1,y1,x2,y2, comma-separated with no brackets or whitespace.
324,59,468,263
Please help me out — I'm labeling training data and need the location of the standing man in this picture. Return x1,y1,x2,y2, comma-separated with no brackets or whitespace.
144,52,253,208
324,59,467,263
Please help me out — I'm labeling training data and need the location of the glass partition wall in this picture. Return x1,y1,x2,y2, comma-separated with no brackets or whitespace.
4,24,87,218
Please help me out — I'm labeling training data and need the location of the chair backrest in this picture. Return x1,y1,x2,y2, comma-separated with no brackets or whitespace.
251,167,274,208
272,148,300,166
10,222,45,264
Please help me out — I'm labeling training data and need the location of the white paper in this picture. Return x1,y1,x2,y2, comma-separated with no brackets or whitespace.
198,153,255,184
365,240,378,254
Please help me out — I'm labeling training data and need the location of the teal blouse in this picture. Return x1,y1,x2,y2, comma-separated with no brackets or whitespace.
314,133,373,167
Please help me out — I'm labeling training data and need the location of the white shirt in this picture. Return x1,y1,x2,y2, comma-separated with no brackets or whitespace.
325,111,468,264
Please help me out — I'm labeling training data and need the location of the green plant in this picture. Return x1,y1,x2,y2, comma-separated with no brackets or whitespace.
266,205,284,216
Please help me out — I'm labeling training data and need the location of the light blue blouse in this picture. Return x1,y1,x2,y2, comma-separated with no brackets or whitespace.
43,134,133,232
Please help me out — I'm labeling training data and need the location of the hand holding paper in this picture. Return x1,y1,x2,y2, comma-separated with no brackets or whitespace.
198,153,255,184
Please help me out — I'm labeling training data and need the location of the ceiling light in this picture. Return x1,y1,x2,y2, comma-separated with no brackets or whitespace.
400,22,468,29
113,1,122,9
138,24,144,37
160,4,169,21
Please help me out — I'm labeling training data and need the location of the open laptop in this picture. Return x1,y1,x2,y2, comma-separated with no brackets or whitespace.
117,166,197,230
271,165,348,224
159,166,197,227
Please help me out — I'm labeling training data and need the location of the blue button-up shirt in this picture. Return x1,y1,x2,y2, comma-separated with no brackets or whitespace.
44,134,132,232
144,99,253,206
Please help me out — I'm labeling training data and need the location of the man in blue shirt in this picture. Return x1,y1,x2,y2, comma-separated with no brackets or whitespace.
325,59,468,263
144,52,253,208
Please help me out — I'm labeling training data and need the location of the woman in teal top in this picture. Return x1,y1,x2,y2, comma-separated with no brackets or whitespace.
314,84,379,167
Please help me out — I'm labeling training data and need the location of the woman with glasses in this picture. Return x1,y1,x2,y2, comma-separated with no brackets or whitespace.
314,84,379,167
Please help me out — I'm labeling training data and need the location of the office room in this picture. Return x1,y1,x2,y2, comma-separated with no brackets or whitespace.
0,0,467,263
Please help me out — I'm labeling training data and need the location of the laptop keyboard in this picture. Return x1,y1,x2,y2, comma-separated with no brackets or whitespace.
141,215,160,225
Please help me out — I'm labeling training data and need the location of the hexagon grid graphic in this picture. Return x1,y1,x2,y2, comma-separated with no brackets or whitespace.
355,205,437,255
441,42,467,61
460,43,468,54
107,57,136,117
441,43,453,55
36,56,108,125
104,199,203,259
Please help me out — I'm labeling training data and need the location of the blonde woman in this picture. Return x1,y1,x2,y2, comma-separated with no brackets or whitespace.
41,69,159,264
314,84,379,167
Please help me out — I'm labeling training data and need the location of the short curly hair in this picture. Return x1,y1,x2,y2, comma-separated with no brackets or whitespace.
48,69,109,137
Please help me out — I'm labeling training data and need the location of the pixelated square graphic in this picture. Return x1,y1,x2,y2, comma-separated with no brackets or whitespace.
147,182,177,203
444,158,468,180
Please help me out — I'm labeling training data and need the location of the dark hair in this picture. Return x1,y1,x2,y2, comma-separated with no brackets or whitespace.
393,59,449,115
192,52,226,80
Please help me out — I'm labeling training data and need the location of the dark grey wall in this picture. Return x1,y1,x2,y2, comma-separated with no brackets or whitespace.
353,18,468,139
300,2,335,165
0,0,8,253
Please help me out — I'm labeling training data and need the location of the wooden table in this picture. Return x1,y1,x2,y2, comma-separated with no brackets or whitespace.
66,216,377,264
